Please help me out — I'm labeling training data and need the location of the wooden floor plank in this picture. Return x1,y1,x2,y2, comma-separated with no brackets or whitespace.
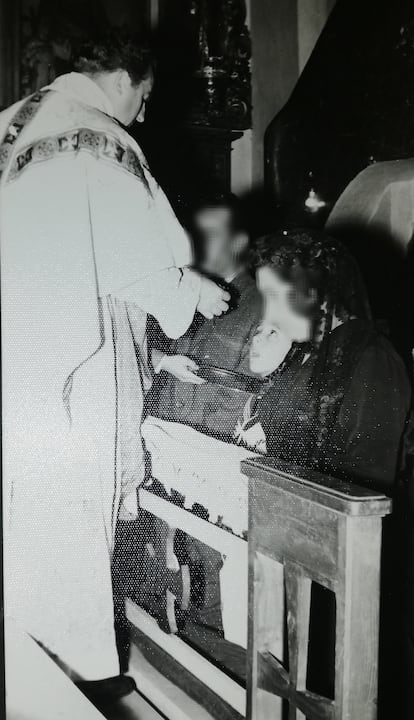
128,642,217,720
126,599,245,716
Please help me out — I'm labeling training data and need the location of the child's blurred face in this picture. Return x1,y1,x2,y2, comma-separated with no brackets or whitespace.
194,207,239,277
249,324,291,377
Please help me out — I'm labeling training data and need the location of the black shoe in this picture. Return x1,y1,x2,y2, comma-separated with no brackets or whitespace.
76,674,137,710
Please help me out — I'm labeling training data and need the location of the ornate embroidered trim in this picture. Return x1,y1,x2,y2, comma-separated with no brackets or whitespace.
0,90,49,180
5,126,150,190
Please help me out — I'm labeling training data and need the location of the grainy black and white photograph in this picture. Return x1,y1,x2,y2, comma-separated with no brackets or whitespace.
1,1,413,718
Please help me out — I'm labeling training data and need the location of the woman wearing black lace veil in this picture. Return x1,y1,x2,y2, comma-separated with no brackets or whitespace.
236,228,411,492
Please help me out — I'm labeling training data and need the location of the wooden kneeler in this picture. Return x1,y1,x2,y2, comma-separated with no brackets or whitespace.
242,457,392,720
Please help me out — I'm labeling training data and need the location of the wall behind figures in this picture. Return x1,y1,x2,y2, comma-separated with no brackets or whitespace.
250,0,336,185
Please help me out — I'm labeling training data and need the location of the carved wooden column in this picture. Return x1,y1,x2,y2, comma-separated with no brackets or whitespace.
184,125,243,194
242,457,392,720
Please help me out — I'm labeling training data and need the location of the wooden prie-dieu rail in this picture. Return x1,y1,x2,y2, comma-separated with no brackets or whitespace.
127,420,391,720
243,457,392,720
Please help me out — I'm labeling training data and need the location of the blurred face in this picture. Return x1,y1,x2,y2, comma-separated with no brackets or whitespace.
194,207,245,278
249,324,292,377
257,266,312,343
113,70,153,126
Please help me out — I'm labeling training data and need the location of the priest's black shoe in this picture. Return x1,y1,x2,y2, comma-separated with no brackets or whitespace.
76,674,137,711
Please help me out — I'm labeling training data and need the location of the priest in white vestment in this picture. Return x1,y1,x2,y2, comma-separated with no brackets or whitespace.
0,32,229,695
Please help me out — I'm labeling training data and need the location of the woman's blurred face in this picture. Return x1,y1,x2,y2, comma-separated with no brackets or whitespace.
256,266,312,343
249,325,291,377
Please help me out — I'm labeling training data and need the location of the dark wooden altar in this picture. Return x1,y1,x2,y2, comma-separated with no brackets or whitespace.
133,122,243,220
132,0,251,211
181,126,243,195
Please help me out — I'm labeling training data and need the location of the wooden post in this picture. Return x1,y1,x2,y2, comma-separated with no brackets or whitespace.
242,457,391,720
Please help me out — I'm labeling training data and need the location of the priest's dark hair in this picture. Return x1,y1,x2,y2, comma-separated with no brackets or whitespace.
74,29,154,87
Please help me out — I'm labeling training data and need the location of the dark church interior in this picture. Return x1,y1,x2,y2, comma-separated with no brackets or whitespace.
1,2,414,719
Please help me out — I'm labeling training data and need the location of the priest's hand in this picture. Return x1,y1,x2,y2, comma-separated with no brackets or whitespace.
159,354,207,384
197,276,230,319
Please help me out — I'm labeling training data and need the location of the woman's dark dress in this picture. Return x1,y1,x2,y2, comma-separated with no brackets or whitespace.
258,320,411,493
